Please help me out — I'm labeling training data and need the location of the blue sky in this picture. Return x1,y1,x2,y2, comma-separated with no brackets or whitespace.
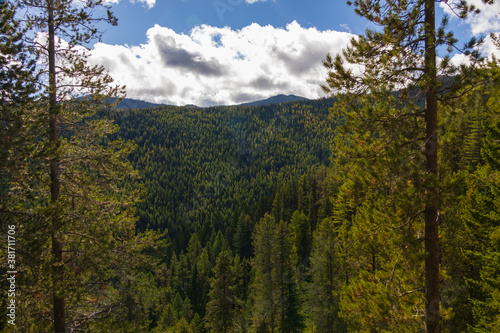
85,0,500,106
102,0,366,45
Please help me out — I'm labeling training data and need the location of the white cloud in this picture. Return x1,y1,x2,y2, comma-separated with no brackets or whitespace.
440,0,500,35
480,34,500,58
134,0,156,9
103,0,155,8
339,23,352,33
88,21,354,106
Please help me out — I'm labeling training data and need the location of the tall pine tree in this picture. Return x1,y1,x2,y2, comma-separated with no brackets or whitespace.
322,1,495,331
10,0,155,331
205,248,241,333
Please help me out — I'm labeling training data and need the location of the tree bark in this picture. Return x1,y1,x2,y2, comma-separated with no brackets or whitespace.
424,1,440,332
48,1,65,332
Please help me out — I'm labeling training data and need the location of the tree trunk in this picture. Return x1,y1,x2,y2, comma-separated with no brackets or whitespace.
48,1,65,332
424,1,440,332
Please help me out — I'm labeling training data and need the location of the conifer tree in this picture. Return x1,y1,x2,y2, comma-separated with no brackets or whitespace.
250,213,278,332
460,64,500,332
10,0,152,331
0,0,36,233
0,0,35,181
205,248,240,333
272,219,304,333
322,1,495,331
308,217,346,333
0,2,37,329
195,246,213,316
250,214,304,332
290,210,311,267
234,212,253,258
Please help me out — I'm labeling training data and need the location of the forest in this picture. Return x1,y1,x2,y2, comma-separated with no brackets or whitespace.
1,0,499,332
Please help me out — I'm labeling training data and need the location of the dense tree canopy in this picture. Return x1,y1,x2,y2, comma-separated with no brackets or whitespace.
1,0,499,332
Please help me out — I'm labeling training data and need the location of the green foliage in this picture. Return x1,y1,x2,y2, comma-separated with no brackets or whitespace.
205,249,241,333
460,67,500,332
3,1,499,331
290,210,311,267
339,196,425,332
321,0,496,331
250,214,305,332
102,98,335,250
307,217,345,333
0,0,173,331
0,0,36,194
234,212,254,259
272,220,304,333
250,213,278,332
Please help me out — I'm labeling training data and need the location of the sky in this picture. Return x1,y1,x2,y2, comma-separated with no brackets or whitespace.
83,0,500,106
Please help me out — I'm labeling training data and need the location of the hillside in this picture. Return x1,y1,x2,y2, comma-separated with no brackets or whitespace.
237,94,309,107
102,97,335,250
106,97,166,109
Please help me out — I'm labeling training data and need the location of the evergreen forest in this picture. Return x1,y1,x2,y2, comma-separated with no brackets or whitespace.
1,0,499,332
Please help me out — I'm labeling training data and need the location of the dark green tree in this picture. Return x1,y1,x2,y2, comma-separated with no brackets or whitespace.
0,0,35,186
290,210,311,267
205,248,240,333
250,214,304,332
250,213,277,332
272,220,304,333
11,0,154,331
307,217,346,333
0,2,36,330
234,212,254,258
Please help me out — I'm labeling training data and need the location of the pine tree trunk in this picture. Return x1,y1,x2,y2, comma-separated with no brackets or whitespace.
424,1,440,332
48,1,65,332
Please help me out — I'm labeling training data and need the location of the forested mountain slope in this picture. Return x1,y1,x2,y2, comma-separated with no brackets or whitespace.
101,98,335,250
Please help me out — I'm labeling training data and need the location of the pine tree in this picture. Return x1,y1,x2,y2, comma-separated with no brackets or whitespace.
0,2,37,330
10,0,151,331
205,248,240,333
234,212,254,258
0,0,36,242
322,1,494,331
290,210,311,267
0,0,38,242
0,0,35,184
272,219,304,333
250,214,304,332
461,65,500,332
195,246,213,317
308,217,346,333
250,213,278,332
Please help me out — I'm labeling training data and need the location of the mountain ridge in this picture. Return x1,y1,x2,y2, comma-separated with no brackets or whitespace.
236,94,309,107
112,94,311,109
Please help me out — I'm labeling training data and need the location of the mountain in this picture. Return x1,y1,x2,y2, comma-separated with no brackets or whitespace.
102,94,309,109
101,97,335,250
183,104,202,108
104,97,165,109
237,94,309,107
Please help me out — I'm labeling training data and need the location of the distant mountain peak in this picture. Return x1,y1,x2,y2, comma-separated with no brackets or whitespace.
237,94,309,107
184,104,202,108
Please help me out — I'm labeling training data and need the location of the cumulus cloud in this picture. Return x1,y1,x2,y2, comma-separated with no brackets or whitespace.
88,21,354,106
440,0,500,35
